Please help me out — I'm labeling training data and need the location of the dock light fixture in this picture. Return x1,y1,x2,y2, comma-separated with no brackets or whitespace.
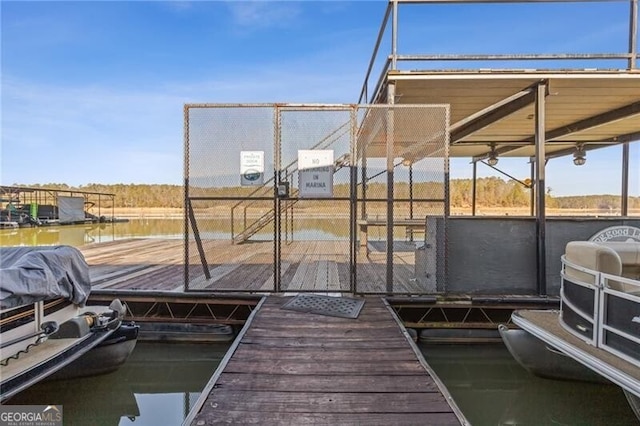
402,158,413,167
487,143,499,166
573,143,586,166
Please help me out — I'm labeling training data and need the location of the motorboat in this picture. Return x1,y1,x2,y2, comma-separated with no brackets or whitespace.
0,245,138,403
500,237,640,419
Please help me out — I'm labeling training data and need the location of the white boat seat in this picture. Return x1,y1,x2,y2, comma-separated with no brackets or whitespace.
565,241,622,286
565,241,640,293
599,242,640,281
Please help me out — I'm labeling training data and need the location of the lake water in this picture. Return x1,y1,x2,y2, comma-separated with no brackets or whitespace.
420,343,638,426
8,342,229,426
7,342,637,425
2,221,638,424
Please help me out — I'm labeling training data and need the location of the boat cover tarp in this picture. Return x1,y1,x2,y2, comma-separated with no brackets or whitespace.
0,246,91,310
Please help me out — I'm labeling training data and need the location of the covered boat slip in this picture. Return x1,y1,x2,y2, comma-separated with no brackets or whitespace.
184,296,467,425
357,0,640,297
180,1,640,299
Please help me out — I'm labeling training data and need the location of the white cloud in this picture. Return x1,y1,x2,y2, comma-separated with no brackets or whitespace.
225,1,302,31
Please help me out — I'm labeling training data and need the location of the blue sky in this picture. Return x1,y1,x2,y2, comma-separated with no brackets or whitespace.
1,0,638,197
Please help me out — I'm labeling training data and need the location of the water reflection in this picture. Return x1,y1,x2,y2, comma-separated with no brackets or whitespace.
0,217,421,248
420,343,637,426
8,342,229,426
0,220,184,247
0,218,362,248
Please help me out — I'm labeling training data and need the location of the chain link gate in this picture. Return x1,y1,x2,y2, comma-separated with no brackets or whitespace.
183,103,449,294
355,105,450,294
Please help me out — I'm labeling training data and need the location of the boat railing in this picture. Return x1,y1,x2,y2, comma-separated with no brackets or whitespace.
560,252,640,367
599,273,640,368
560,255,601,345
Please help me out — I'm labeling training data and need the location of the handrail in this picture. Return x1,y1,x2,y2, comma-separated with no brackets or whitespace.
561,251,640,369
358,3,393,104
233,188,301,244
359,0,639,105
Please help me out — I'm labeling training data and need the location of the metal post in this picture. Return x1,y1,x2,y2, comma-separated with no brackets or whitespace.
530,161,535,217
471,161,477,216
630,0,638,69
391,0,398,70
183,105,190,291
361,155,368,220
622,143,630,216
535,82,547,296
350,107,358,293
274,107,281,292
284,167,289,244
386,85,396,294
409,163,414,216
408,163,414,241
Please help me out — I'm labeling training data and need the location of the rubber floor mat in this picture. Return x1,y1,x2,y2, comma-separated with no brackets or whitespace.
281,294,365,319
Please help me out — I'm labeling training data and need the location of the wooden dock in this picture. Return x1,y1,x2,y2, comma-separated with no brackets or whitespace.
79,238,423,293
184,296,466,425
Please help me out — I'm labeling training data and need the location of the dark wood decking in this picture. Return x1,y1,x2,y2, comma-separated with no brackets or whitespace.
186,296,465,425
80,238,425,293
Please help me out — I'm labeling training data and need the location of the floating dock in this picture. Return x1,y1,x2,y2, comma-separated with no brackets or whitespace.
184,296,467,425
81,238,427,293
82,238,556,334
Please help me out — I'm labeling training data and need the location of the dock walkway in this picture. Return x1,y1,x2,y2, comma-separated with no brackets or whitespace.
79,238,424,293
185,296,466,425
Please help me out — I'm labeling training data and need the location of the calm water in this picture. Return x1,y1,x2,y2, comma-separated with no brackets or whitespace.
8,342,229,426
3,221,639,424
421,343,638,426
8,342,637,425
0,217,413,247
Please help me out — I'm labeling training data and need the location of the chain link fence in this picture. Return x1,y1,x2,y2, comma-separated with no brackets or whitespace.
183,104,449,294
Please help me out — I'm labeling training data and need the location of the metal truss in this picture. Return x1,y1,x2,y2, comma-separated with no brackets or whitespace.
89,291,261,326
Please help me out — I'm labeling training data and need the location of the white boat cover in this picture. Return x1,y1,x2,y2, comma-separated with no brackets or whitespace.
0,246,91,310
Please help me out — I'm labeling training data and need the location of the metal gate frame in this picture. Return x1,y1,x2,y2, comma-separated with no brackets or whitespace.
183,103,449,295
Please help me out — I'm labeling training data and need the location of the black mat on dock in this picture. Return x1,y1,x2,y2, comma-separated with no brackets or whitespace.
281,294,365,319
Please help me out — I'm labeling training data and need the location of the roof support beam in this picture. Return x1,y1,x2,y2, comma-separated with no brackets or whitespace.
622,142,630,216
534,81,547,296
471,144,525,162
532,130,640,161
451,88,537,143
544,101,640,141
471,103,640,160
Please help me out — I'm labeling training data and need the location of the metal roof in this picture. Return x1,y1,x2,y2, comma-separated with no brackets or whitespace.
358,0,640,162
386,70,640,159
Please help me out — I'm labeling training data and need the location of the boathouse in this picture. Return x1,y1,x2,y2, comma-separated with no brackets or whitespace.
76,1,640,423
181,0,640,299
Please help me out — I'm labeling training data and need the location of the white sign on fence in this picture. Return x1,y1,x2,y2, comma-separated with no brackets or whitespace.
240,151,264,186
298,150,333,198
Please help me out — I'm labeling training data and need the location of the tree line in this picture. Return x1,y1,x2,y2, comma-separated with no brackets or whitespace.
13,178,640,210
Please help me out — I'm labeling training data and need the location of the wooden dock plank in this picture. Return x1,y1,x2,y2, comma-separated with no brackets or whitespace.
230,347,421,362
215,373,442,392
187,296,464,425
203,390,452,413
195,411,461,425
221,359,429,375
80,238,421,293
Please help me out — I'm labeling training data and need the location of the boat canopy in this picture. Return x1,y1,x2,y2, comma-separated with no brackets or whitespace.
0,246,91,310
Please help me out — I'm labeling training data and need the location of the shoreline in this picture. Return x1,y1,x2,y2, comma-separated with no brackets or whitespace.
93,207,640,220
